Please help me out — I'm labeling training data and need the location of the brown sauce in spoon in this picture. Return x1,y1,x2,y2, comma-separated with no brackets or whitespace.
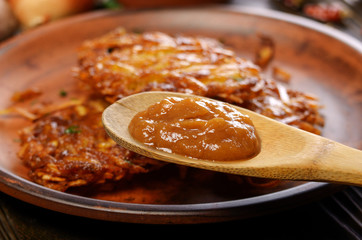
128,96,261,161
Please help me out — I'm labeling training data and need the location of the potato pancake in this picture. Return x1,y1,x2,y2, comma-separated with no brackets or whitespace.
17,98,164,191
76,28,324,134
14,28,324,191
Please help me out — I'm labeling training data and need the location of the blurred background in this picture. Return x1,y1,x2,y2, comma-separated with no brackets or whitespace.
1,0,362,42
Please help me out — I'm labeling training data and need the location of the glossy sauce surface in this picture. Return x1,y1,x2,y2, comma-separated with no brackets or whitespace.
129,97,261,161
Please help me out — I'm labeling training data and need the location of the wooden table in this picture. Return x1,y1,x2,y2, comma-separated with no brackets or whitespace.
1,189,357,240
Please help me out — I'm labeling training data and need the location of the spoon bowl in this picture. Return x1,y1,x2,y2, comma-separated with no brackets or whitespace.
102,91,362,186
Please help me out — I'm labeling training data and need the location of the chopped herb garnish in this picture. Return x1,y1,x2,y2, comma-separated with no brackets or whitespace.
102,0,122,9
64,125,81,134
123,158,133,165
59,89,68,97
233,76,245,82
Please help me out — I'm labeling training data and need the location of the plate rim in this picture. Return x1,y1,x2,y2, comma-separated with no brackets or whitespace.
0,166,343,212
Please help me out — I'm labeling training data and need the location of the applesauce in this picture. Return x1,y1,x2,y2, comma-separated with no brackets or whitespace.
128,97,261,161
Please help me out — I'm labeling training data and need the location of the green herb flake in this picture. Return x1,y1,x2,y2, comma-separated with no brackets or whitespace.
64,125,81,134
102,0,122,9
233,76,245,82
59,89,68,97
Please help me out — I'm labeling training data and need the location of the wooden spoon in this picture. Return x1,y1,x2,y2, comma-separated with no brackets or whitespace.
102,91,362,186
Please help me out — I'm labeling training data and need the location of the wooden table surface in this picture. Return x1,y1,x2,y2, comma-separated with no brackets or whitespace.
0,1,361,239
0,189,358,240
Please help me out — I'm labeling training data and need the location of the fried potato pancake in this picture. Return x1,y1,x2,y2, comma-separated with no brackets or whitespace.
76,28,324,133
17,98,164,191
16,28,324,191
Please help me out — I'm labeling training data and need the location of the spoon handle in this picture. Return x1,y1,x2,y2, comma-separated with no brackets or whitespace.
254,136,362,186
203,138,362,186
255,134,362,186
306,140,362,186
102,91,362,186
246,112,362,186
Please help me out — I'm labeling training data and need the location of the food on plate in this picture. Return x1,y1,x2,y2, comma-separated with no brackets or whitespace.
77,28,324,134
272,66,291,83
17,98,164,191
254,35,274,68
129,96,261,161
5,28,324,192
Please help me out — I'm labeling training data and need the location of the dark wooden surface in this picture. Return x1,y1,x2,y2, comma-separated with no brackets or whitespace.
0,189,356,240
0,1,361,239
